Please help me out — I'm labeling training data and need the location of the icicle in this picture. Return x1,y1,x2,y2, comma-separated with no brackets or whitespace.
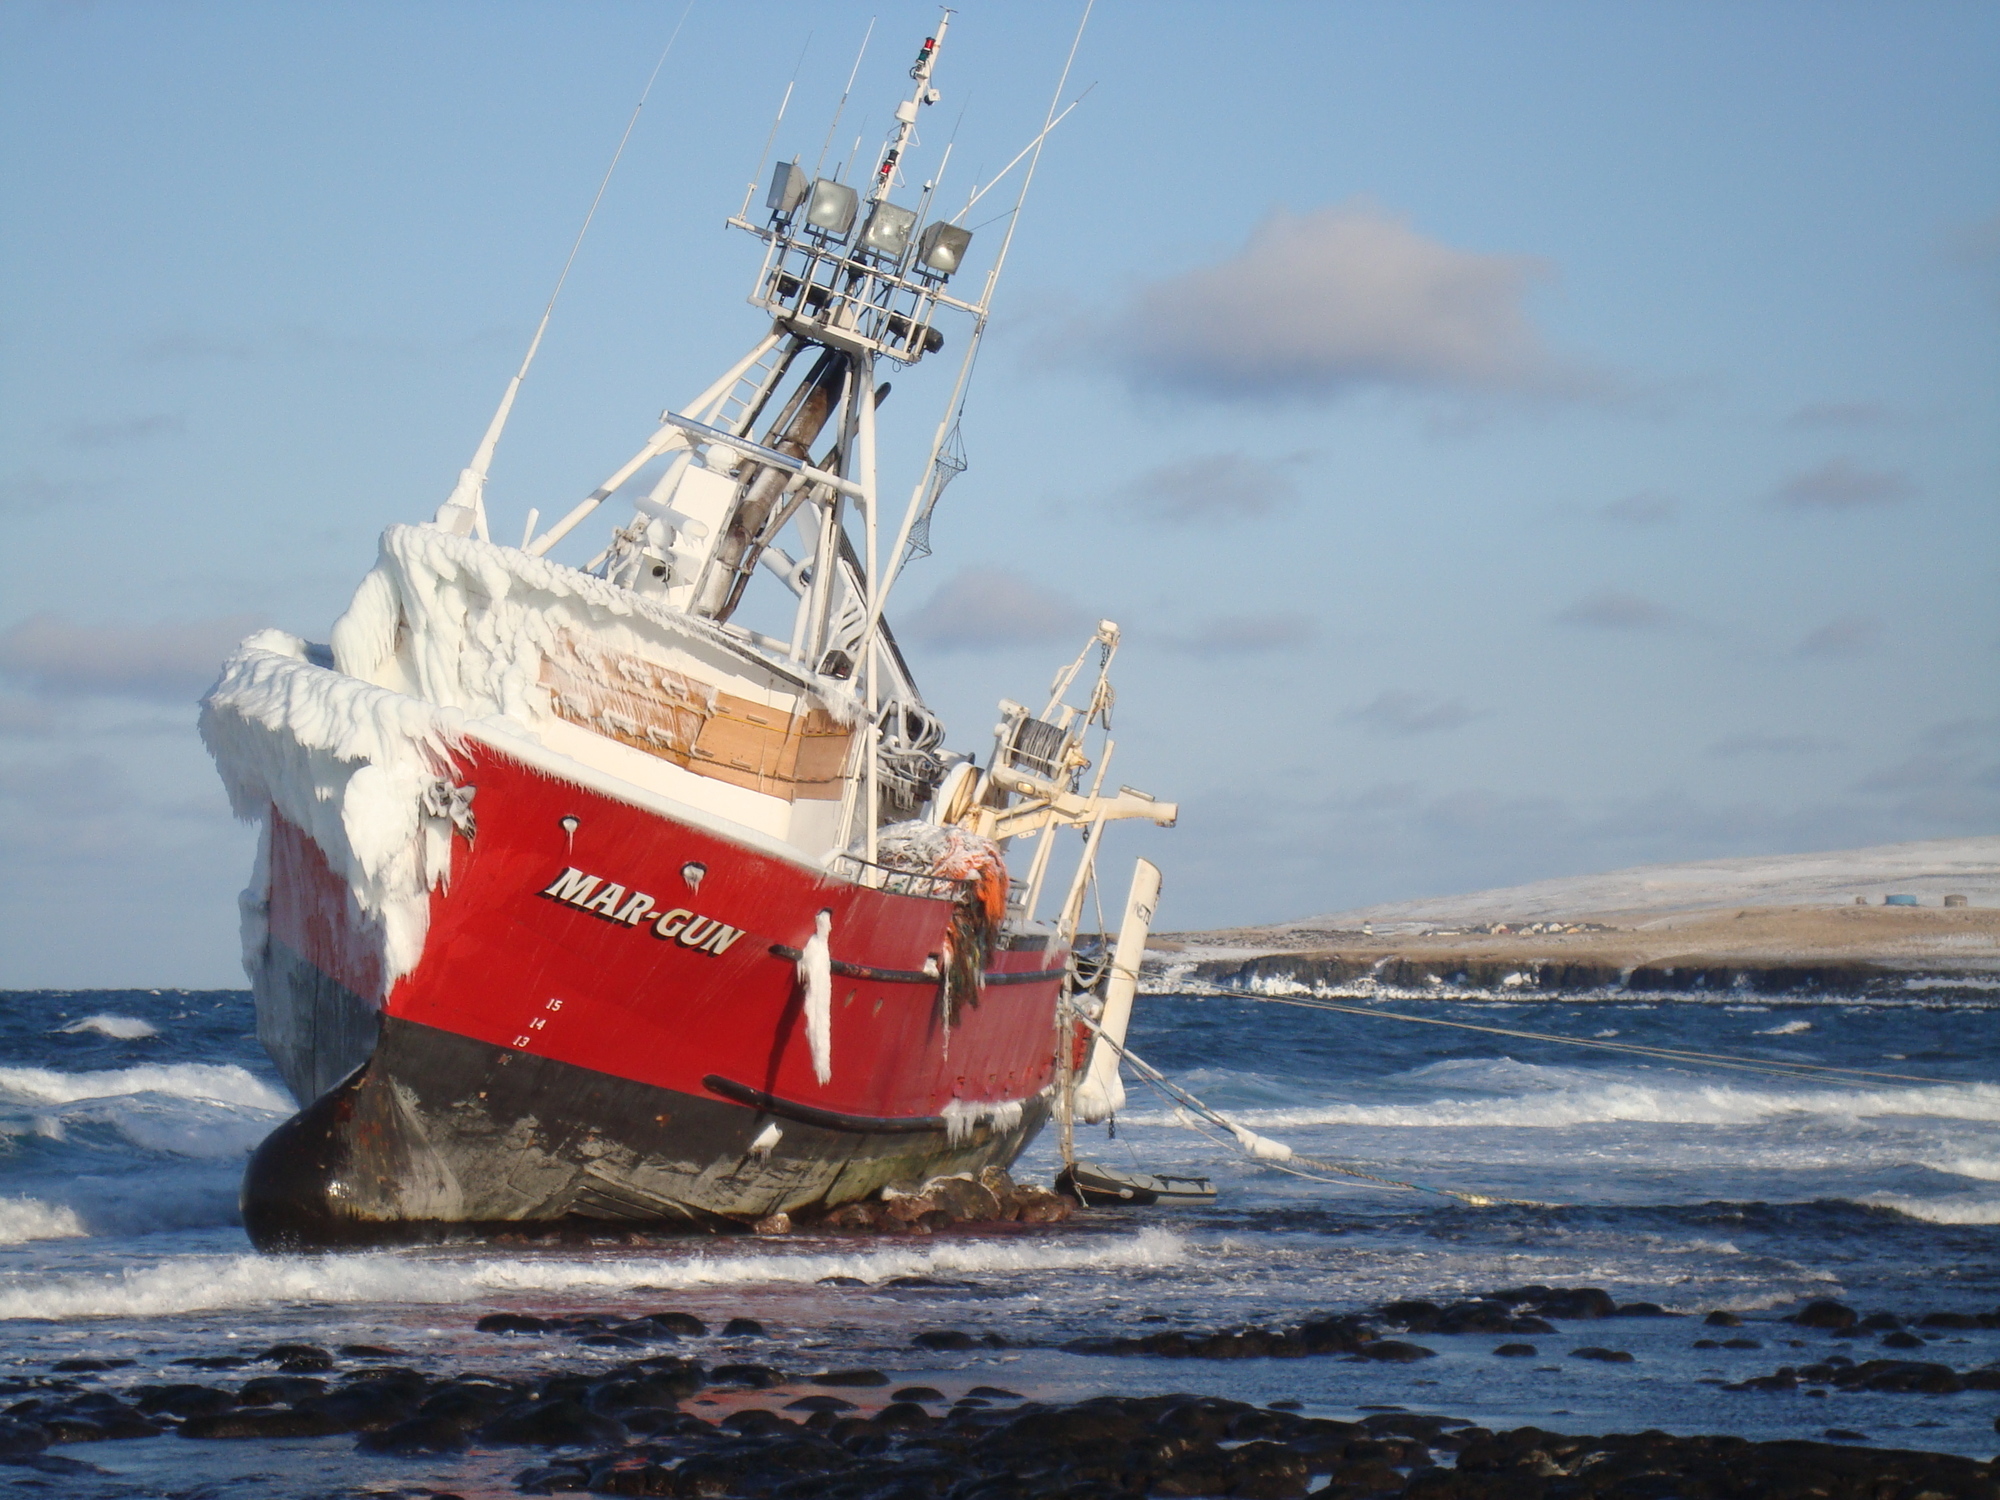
799,908,833,1085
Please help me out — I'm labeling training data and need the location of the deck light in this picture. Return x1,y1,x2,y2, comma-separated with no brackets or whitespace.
860,201,918,258
766,161,808,216
804,179,858,237
916,220,973,276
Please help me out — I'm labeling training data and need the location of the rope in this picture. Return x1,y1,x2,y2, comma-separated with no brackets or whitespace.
1185,986,1958,1091
1074,1015,1554,1210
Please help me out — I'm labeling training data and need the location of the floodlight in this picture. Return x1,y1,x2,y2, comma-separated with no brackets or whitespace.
916,221,973,276
766,162,808,216
860,201,918,257
804,179,858,237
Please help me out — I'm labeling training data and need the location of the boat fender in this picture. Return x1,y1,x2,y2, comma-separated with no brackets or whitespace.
799,909,834,1084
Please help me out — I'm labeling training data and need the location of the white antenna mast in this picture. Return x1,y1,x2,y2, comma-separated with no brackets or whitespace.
433,0,697,543
860,1,1095,643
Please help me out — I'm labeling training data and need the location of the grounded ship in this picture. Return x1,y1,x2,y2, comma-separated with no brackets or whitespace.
201,16,1174,1249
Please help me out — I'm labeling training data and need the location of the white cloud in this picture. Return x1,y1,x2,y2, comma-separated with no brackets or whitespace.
901,568,1088,652
1708,733,1844,758
1342,690,1483,737
1094,201,1595,403
1165,611,1315,655
1773,457,1914,511
0,614,265,702
1795,614,1882,659
1599,491,1678,526
1116,450,1307,523
1555,590,1678,630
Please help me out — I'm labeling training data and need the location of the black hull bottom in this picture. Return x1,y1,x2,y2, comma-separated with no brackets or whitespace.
241,1017,1048,1251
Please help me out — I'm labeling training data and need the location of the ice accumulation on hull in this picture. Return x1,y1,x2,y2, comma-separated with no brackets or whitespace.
201,17,1176,1248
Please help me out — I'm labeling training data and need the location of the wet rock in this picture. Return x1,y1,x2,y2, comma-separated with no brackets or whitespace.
912,1329,978,1350
1824,1427,1867,1441
1493,1343,1537,1357
874,1401,934,1432
817,1275,868,1287
1529,1287,1616,1320
752,1211,791,1235
1355,1340,1435,1362
257,1342,335,1371
1702,1309,1743,1327
578,1334,644,1350
133,1383,238,1419
477,1313,551,1335
236,1375,327,1406
170,1354,250,1369
893,1386,946,1403
1881,1330,1927,1349
966,1386,1022,1400
356,1413,472,1454
1857,1311,1902,1331
479,1399,629,1448
709,1362,785,1388
641,1311,707,1337
721,1408,798,1436
49,1357,134,1373
812,1368,890,1387
1613,1301,1670,1317
1569,1347,1635,1363
338,1343,400,1357
0,1418,49,1457
1917,1310,1980,1330
178,1408,349,1439
722,1317,765,1337
1791,1298,1858,1331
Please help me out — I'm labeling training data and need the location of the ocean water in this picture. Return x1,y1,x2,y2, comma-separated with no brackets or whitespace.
1,984,1996,1495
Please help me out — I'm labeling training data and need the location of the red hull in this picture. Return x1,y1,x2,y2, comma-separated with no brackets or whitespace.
243,734,1066,1244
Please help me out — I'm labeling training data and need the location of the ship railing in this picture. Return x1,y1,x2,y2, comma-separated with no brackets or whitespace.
825,851,969,902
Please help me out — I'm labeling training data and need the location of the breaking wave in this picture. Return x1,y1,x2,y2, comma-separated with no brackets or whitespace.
0,1228,1187,1322
0,1063,289,1113
55,1015,158,1040
1863,1194,2000,1226
0,1197,87,1245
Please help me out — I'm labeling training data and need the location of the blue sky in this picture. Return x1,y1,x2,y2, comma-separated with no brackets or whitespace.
2,1,1995,986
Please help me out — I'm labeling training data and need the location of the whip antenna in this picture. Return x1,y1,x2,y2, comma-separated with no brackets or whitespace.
435,0,698,543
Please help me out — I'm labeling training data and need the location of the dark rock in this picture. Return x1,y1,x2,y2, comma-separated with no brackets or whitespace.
1381,1299,1442,1328
893,1386,946,1403
1721,1338,1763,1350
721,1317,765,1337
133,1383,238,1418
49,1358,134,1373
514,1462,591,1494
37,1415,108,1443
1532,1287,1617,1320
1569,1347,1635,1363
1493,1343,1537,1357
338,1343,400,1357
811,1368,890,1387
1356,1340,1435,1362
1702,1310,1743,1327
709,1362,785,1388
356,1413,471,1454
0,1418,49,1457
1857,1312,1902,1331
875,1401,934,1432
817,1275,868,1286
478,1399,628,1448
641,1311,707,1337
236,1375,327,1406
912,1329,978,1350
1917,1310,1980,1330
721,1408,798,1436
578,1334,644,1349
1791,1299,1858,1331
475,1313,550,1335
1507,1316,1556,1335
1824,1427,1867,1441
609,1321,678,1344
169,1354,249,1369
965,1386,1022,1400
178,1408,349,1439
1613,1301,1670,1317
256,1342,334,1371
1881,1330,1927,1349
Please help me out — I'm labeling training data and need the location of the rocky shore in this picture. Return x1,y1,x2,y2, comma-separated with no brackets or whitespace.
7,1281,1997,1497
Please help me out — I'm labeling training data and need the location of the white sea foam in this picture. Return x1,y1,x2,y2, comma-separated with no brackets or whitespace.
55,1015,158,1040
0,1064,289,1113
1757,1020,1813,1035
0,1198,87,1245
1863,1194,2000,1225
0,1229,1186,1322
1125,1077,2000,1131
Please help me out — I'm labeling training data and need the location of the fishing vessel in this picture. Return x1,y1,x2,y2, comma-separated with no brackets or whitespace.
200,15,1175,1248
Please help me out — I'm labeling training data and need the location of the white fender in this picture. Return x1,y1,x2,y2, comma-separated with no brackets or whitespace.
1072,858,1160,1123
